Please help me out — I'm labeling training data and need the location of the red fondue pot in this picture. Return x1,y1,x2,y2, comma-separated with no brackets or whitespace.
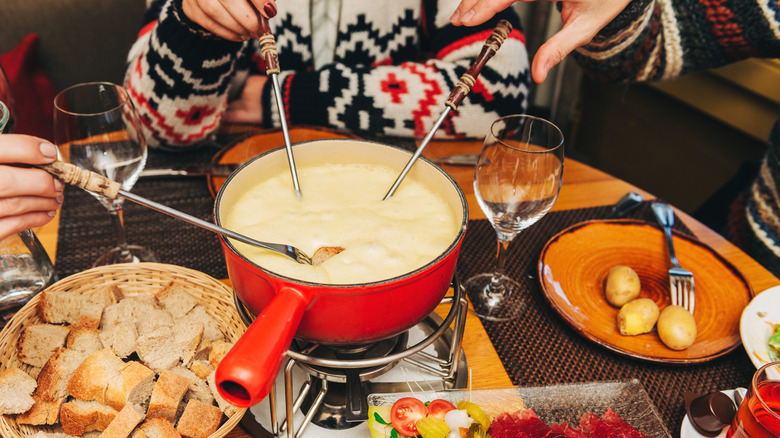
213,139,468,407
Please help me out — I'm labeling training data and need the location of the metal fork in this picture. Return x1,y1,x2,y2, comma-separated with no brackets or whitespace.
651,201,695,314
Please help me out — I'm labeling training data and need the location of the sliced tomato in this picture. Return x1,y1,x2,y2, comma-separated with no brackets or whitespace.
426,399,457,419
390,397,427,437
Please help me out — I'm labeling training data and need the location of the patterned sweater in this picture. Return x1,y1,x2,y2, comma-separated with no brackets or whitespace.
123,0,530,149
572,0,780,275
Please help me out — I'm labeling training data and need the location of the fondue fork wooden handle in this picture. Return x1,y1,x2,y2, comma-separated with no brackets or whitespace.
37,161,121,199
384,19,512,200
445,19,512,110
256,14,303,199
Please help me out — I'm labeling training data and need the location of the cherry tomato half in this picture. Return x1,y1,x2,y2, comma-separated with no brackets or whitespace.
390,397,427,437
427,399,457,419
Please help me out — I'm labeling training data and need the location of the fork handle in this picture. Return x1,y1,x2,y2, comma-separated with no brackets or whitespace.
651,202,681,267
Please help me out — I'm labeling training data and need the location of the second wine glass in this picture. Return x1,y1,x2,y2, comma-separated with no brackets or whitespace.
54,82,158,266
465,114,564,321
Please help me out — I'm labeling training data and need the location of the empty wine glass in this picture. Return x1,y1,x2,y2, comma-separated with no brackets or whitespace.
464,114,564,321
54,82,158,266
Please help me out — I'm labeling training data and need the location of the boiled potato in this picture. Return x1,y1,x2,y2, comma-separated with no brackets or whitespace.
617,298,659,336
657,305,697,350
605,265,641,307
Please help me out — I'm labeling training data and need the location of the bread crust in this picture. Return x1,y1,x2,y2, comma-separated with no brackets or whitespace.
175,399,223,438
147,370,191,423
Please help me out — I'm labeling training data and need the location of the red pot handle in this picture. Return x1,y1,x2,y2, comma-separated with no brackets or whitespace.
215,286,310,407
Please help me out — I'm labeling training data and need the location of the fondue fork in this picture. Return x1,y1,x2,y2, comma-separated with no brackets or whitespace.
383,19,513,200
38,161,316,265
256,16,302,200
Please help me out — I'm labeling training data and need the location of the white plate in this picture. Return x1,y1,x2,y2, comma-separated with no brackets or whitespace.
739,285,780,369
680,389,746,438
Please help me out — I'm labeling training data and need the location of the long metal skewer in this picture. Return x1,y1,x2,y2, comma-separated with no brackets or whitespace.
38,161,314,264
257,17,302,200
383,19,513,200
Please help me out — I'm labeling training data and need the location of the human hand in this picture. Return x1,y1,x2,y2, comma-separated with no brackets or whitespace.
450,0,632,83
182,0,278,41
0,136,64,241
223,75,268,125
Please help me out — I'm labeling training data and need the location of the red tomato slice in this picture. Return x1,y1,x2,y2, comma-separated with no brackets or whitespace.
390,397,427,437
427,399,457,419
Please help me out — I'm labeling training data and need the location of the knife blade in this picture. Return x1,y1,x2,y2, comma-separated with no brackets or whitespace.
430,153,478,166
139,163,239,178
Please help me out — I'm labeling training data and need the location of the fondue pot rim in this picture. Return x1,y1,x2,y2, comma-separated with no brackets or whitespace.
213,138,469,288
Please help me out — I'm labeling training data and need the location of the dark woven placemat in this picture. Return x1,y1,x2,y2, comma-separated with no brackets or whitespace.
455,202,755,435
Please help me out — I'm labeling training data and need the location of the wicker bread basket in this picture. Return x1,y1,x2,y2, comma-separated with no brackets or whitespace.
0,263,247,438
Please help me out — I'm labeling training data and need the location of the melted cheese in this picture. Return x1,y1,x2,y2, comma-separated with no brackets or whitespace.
224,163,459,284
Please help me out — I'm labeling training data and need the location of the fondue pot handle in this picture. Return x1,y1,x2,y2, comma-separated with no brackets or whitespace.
256,16,280,75
215,286,310,407
37,161,120,199
445,19,513,110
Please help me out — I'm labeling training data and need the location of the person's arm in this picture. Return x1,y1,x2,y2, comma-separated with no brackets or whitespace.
0,137,63,241
263,0,530,139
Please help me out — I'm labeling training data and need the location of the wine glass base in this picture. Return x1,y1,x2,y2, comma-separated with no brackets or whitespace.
463,273,526,322
93,245,159,267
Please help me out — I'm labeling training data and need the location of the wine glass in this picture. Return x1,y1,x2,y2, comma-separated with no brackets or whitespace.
0,64,17,134
53,82,158,266
464,114,564,321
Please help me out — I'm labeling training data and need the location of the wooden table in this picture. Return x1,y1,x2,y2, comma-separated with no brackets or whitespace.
34,137,780,438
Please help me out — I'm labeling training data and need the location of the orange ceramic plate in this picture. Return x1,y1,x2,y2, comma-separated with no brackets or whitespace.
538,219,753,364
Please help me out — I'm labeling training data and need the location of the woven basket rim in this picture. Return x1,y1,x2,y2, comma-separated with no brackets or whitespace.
0,262,247,438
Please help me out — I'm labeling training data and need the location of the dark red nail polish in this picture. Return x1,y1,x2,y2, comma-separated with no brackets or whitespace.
264,2,277,18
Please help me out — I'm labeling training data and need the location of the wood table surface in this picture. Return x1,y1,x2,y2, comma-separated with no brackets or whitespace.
33,137,780,438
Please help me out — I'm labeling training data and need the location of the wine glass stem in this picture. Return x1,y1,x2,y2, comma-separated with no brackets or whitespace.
107,200,134,263
494,238,511,277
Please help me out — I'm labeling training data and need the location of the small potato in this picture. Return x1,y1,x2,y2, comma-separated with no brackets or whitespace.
617,298,659,336
657,305,697,350
605,265,641,307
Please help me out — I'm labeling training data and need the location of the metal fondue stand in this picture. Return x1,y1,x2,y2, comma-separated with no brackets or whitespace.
233,278,469,438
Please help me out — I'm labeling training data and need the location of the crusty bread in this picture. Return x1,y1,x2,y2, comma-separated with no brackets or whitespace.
27,432,84,438
0,367,37,414
15,394,63,425
101,295,158,330
100,403,145,438
175,399,223,438
155,281,198,319
17,323,71,367
136,326,180,372
206,370,238,418
136,417,182,438
188,360,213,381
59,399,118,435
207,340,233,369
169,366,214,406
105,361,156,411
147,369,191,423
136,307,175,337
35,348,89,400
67,348,127,404
181,306,223,343
175,321,203,366
76,285,122,329
66,327,104,354
37,290,85,324
99,320,138,358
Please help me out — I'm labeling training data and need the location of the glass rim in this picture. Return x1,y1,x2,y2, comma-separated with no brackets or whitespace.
752,360,780,423
0,100,8,134
490,114,565,153
53,81,130,117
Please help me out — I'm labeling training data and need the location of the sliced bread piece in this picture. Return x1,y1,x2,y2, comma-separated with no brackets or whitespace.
175,320,203,366
99,320,138,358
188,359,213,381
77,285,122,329
0,367,37,414
15,394,64,425
106,360,156,411
136,417,182,438
26,431,84,438
136,307,175,337
169,366,214,406
66,326,104,354
60,398,119,435
37,290,84,324
36,348,89,400
175,399,223,438
206,370,239,418
147,369,191,423
100,403,145,438
67,348,127,404
181,306,224,343
154,281,198,319
207,340,234,369
17,323,71,367
136,326,180,372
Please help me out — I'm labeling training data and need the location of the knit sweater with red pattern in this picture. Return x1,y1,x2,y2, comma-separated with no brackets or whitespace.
572,0,780,276
123,0,530,149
